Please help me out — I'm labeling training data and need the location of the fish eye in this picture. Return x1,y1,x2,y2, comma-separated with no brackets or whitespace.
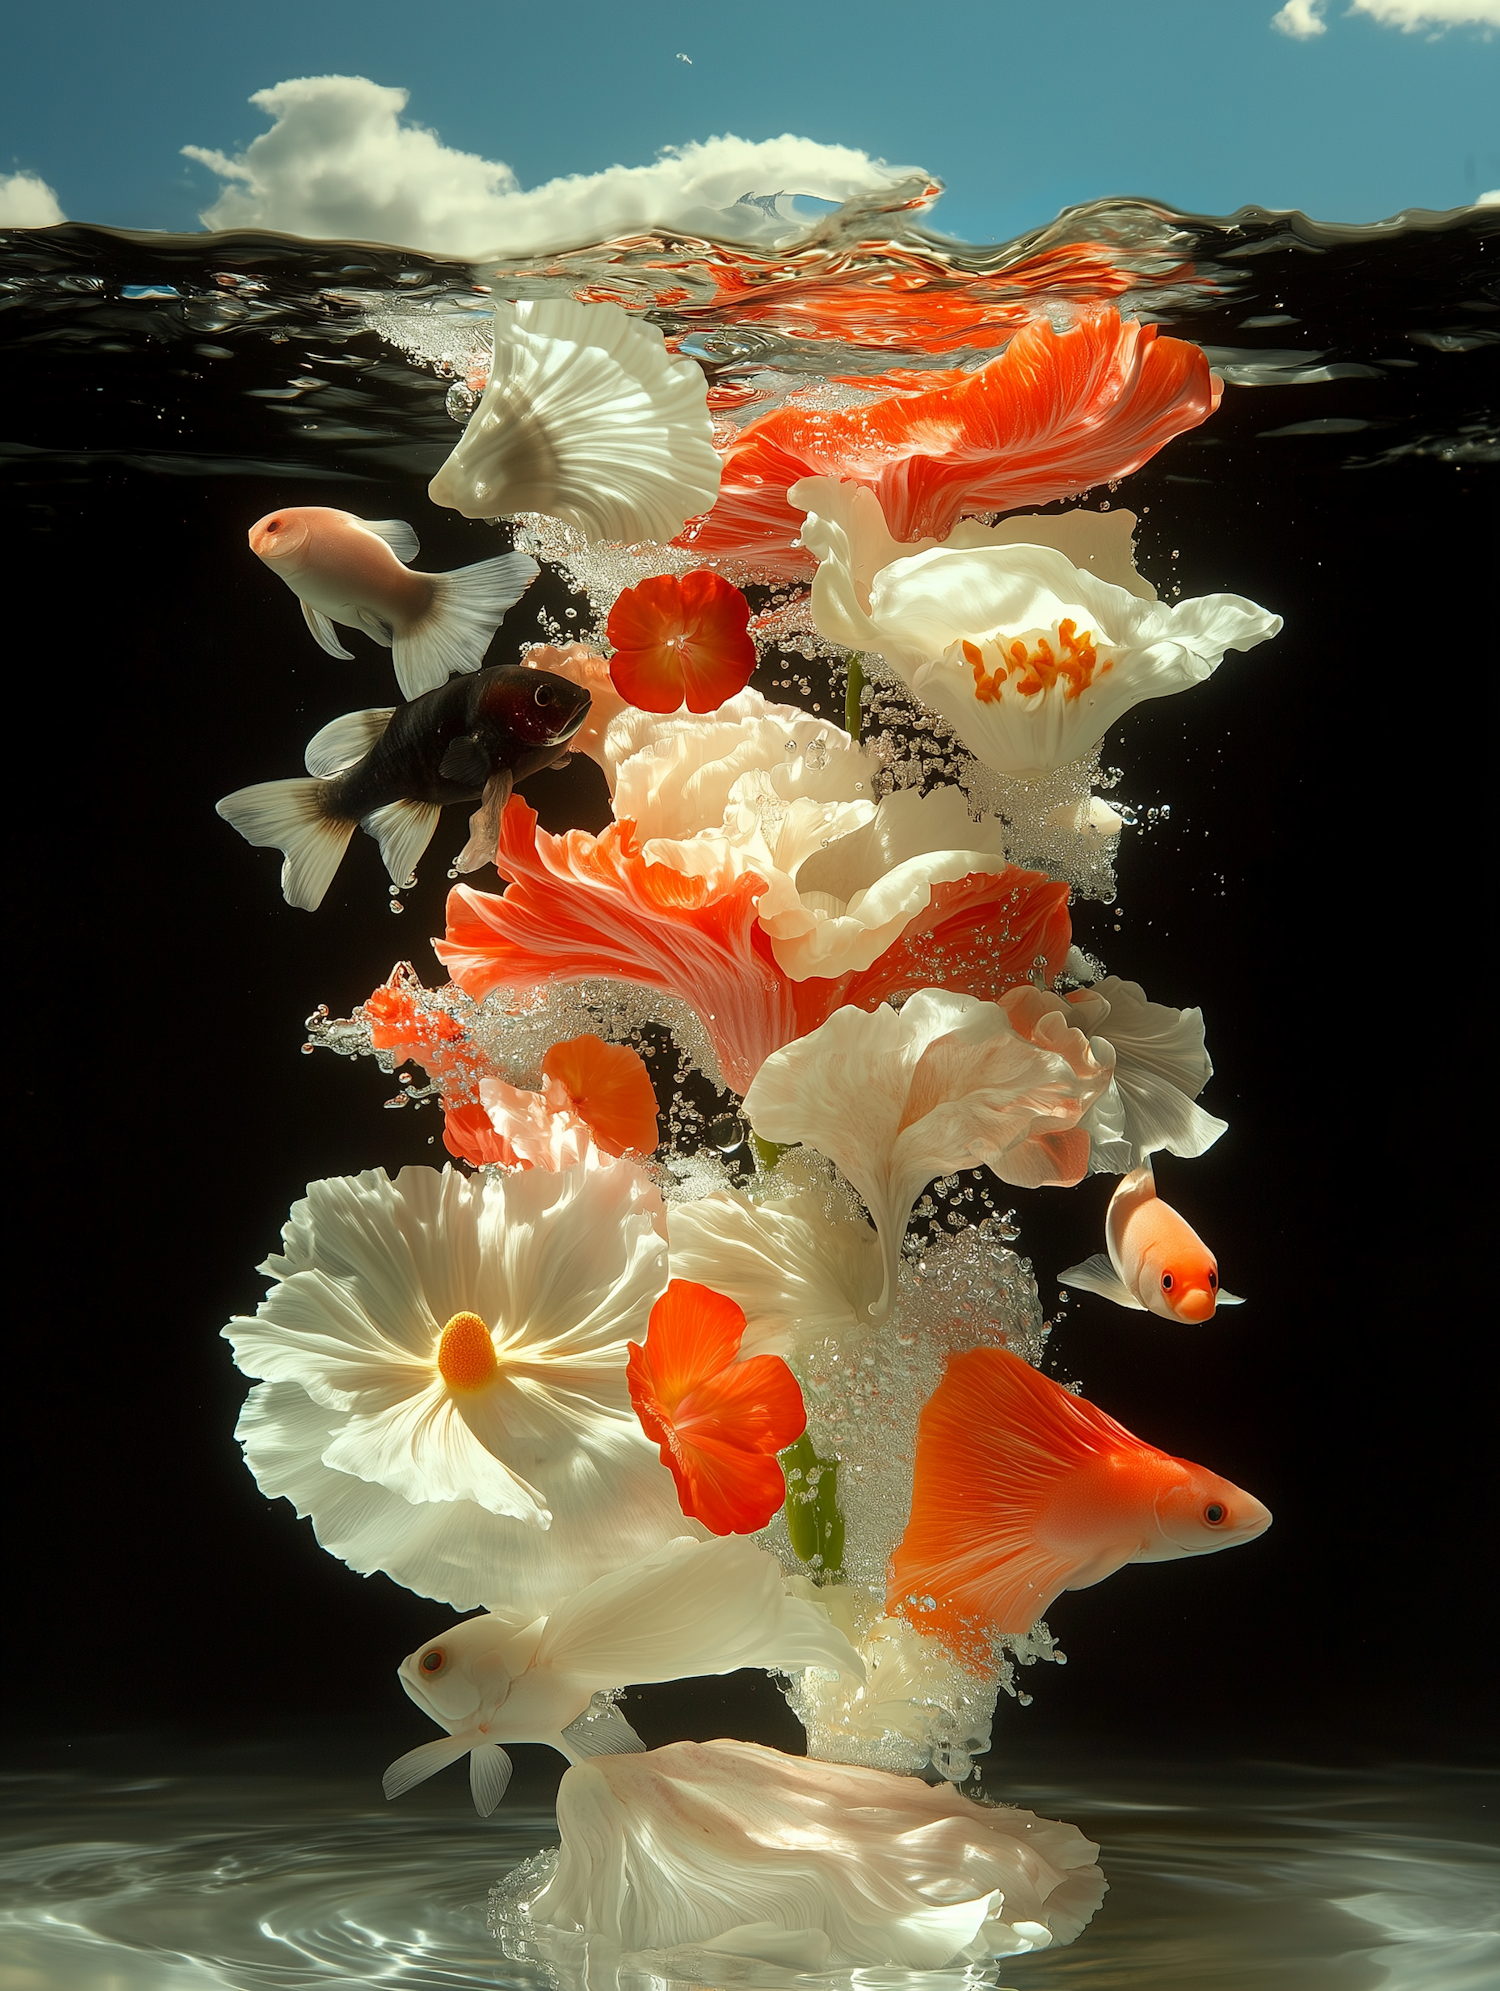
419,1649,445,1674
1208,1270,1218,1289
533,683,556,706
1204,1502,1227,1526
1161,1272,1174,1291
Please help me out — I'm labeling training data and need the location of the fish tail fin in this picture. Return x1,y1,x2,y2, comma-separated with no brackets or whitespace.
468,1742,514,1816
362,799,441,888
216,778,355,911
1058,1252,1143,1310
558,1694,648,1764
382,1732,475,1801
886,1348,1130,1660
392,553,540,697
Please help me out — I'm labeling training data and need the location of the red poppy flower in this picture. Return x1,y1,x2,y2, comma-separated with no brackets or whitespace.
606,570,757,714
627,1279,806,1535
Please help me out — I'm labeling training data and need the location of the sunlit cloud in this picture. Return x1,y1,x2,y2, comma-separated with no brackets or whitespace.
1275,0,1499,29
182,76,921,256
0,170,65,226
1272,0,1329,34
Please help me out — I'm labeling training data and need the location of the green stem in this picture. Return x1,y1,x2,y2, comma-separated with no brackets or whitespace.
750,1133,788,1172
845,653,865,741
780,1432,846,1578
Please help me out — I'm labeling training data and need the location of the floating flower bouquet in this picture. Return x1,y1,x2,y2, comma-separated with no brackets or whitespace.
217,252,1281,1975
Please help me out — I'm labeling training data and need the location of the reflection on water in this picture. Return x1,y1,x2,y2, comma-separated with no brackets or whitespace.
0,1760,1493,1990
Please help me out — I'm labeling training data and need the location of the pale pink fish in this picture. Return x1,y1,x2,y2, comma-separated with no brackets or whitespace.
248,506,537,699
1059,1163,1244,1321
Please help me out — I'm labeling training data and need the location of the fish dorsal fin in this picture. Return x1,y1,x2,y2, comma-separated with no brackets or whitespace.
559,1695,647,1763
301,599,355,660
1057,1252,1143,1310
304,707,396,777
887,1348,1140,1653
1105,1164,1157,1279
437,734,491,790
361,518,420,563
362,799,441,887
468,1743,513,1816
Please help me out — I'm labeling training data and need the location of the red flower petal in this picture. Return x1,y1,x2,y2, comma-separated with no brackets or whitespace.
632,1279,748,1414
674,306,1220,578
441,1101,518,1167
660,1432,791,1537
676,1352,807,1458
606,571,756,714
541,1033,659,1157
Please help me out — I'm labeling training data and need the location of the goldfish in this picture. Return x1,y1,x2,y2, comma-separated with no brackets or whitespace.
216,663,589,910
887,1347,1270,1662
248,507,539,699
384,1536,863,1814
1059,1164,1244,1321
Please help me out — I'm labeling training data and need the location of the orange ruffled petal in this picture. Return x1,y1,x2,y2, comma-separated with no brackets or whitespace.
627,1279,806,1535
606,571,757,714
435,801,1073,1095
542,1034,659,1158
674,305,1221,578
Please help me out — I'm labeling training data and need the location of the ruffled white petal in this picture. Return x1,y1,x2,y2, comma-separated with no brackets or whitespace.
428,298,720,543
1069,975,1226,1165
742,992,1111,1315
522,1739,1105,1966
668,1190,882,1354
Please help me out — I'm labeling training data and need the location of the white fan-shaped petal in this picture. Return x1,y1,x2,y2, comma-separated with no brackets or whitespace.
428,297,720,543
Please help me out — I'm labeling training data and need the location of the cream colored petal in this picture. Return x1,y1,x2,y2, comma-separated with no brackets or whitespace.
614,708,872,842
319,1378,551,1524
668,1190,883,1351
428,298,720,544
479,1076,592,1171
767,845,1004,980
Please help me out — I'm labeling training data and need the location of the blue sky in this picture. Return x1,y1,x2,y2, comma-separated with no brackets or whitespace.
3,0,1497,246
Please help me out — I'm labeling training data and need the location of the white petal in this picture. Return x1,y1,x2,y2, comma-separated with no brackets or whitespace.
668,1191,882,1351
318,1380,552,1525
428,298,720,543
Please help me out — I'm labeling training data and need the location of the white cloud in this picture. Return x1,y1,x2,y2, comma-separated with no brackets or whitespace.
0,170,65,226
1272,0,1329,33
183,76,921,256
1348,0,1500,25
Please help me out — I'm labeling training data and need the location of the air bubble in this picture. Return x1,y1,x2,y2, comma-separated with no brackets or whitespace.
445,382,475,421
708,1114,745,1152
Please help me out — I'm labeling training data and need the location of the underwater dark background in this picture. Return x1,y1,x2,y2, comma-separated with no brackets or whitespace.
2,206,1495,1795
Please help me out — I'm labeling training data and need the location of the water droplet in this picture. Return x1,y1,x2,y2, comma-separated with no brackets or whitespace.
389,900,404,914
445,382,475,421
708,1114,745,1152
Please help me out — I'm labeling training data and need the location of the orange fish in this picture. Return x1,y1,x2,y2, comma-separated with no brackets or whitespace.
248,507,538,699
887,1347,1269,1663
1060,1164,1243,1322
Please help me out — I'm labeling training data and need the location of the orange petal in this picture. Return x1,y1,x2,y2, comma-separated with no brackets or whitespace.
675,1351,807,1458
665,1429,791,1536
542,1033,659,1157
442,1101,519,1168
606,571,756,715
632,1278,748,1415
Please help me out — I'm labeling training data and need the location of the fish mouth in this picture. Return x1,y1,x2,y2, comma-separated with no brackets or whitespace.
552,700,590,745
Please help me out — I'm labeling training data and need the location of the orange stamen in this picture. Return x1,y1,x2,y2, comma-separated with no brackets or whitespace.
970,620,1102,705
437,1311,499,1393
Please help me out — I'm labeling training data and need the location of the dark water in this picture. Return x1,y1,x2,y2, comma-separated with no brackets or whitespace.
1,1761,1494,1989
3,191,1496,1985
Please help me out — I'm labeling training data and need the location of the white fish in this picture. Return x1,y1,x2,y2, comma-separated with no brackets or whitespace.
1059,1163,1244,1321
248,506,538,699
384,1535,864,1815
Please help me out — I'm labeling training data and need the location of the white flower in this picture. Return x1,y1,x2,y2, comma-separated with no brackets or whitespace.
668,1189,882,1357
1068,974,1227,1168
223,1157,693,1616
428,297,721,544
795,476,1281,779
608,694,1010,981
742,990,1113,1316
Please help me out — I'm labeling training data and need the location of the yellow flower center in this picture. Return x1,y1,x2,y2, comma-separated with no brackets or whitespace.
963,620,1112,705
437,1311,499,1393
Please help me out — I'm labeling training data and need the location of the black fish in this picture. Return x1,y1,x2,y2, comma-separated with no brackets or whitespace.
217,665,591,910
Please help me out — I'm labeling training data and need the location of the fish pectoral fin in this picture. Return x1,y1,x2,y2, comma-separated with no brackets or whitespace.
456,768,513,874
558,1695,648,1764
301,600,355,660
1058,1253,1143,1310
468,1743,514,1817
361,518,420,563
362,799,441,887
1215,1289,1247,1306
383,1732,474,1801
304,706,396,778
354,606,394,648
437,734,492,789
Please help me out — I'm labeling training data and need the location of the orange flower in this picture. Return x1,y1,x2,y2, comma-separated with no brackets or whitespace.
541,1034,659,1158
673,306,1221,579
435,799,1073,1094
606,570,757,714
627,1279,806,1535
